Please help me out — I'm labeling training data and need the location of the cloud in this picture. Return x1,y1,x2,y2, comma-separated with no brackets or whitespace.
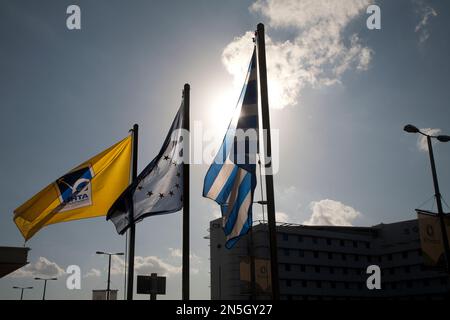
111,254,181,278
417,128,441,152
169,248,182,258
304,199,361,226
253,210,291,223
222,0,373,109
414,1,438,44
10,257,65,278
84,268,101,278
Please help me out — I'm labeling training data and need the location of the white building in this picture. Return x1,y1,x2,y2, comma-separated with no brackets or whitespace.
209,218,450,300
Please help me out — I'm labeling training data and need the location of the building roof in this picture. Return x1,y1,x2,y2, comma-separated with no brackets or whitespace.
0,246,30,278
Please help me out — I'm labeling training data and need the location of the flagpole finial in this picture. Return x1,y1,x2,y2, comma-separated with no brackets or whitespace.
183,83,190,98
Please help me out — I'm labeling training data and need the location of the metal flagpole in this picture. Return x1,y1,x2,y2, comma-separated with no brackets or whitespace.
182,84,190,300
127,124,139,300
426,136,450,273
255,23,280,300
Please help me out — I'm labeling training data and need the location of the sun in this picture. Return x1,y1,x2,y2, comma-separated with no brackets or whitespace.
207,88,238,139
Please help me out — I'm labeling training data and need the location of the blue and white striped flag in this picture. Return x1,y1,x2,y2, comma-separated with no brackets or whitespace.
203,48,258,249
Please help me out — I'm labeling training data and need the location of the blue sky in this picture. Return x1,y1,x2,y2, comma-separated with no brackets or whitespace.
1,0,450,300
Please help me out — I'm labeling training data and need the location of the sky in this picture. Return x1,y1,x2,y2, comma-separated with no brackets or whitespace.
1,0,450,300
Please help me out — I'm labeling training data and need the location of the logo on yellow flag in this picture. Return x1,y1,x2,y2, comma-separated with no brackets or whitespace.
14,135,132,240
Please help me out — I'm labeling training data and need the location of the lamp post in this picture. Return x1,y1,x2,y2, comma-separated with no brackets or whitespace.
12,286,33,300
404,124,450,272
96,251,124,300
34,277,57,300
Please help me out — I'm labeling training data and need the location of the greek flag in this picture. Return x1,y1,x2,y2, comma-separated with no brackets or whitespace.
203,48,258,249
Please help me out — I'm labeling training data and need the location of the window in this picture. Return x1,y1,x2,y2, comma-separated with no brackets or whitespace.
404,266,410,273
286,279,292,287
402,252,408,259
344,283,350,289
423,279,430,287
298,235,303,242
354,255,359,262
343,268,348,275
298,250,305,258
315,266,320,273
302,280,307,287
329,267,335,274
367,256,372,263
406,281,413,288
316,281,322,289
284,249,290,256
300,265,306,272
328,252,333,260
314,252,319,259
353,241,358,248
390,268,395,275
331,282,336,289
388,254,393,261
342,254,347,261
326,238,332,246
365,242,370,249
313,237,318,244
340,240,345,247
285,264,291,272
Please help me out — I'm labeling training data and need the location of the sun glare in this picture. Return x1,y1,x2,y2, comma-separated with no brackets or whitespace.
207,88,238,139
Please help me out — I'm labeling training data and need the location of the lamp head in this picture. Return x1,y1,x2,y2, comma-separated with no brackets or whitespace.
437,135,450,143
404,124,420,133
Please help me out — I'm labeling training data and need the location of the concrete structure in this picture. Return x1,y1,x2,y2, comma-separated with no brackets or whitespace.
0,246,30,278
92,289,118,300
209,218,450,300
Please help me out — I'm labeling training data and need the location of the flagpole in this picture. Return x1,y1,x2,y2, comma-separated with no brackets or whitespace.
182,84,190,300
256,23,280,300
127,124,139,300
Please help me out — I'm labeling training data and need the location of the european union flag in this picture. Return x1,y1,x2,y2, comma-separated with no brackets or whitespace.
107,103,185,234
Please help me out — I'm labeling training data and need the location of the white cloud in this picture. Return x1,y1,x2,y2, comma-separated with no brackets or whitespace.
10,257,65,278
275,211,289,223
169,247,182,258
417,128,441,152
304,199,361,226
84,268,101,278
222,0,373,109
253,210,291,223
111,254,181,278
168,247,202,264
414,1,438,44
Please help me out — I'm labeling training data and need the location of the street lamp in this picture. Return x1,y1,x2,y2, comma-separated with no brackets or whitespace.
12,286,33,300
34,277,57,300
404,124,450,272
96,251,124,300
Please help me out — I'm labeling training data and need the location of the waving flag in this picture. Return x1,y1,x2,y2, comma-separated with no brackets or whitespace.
14,136,132,240
107,103,184,234
203,48,258,248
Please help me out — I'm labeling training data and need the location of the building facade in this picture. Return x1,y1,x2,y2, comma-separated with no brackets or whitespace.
209,218,450,300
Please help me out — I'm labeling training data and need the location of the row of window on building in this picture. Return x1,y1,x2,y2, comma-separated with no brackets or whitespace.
282,276,448,290
280,247,423,263
279,233,372,249
280,263,430,276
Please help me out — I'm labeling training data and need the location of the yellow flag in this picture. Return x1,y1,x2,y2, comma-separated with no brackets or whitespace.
14,136,132,240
